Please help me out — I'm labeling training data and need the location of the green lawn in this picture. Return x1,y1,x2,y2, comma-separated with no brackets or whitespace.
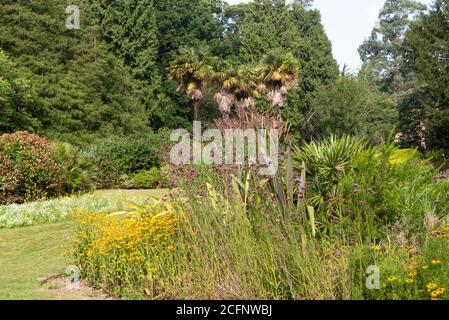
0,189,168,229
0,223,82,300
0,189,167,300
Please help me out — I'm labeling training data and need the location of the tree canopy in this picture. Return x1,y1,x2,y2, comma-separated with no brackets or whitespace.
400,0,449,150
0,0,149,145
359,0,426,96
5,0,441,152
0,50,41,133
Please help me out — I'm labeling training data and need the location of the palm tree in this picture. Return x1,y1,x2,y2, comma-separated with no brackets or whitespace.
233,65,259,117
168,46,216,121
212,61,236,117
213,63,259,119
257,50,300,119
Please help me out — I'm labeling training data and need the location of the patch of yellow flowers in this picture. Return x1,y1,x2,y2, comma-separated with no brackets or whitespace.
384,238,448,300
72,197,181,281
427,283,446,300
431,224,449,240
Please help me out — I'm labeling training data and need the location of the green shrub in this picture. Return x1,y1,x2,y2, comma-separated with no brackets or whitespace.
0,131,66,204
426,149,449,171
0,132,96,205
85,132,168,188
130,168,163,189
313,76,397,143
389,148,421,165
293,135,449,241
116,174,134,189
54,142,96,193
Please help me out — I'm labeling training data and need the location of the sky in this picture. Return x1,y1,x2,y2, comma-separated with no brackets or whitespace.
228,0,432,71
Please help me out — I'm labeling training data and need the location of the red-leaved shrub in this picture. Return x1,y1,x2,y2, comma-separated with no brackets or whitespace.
0,131,67,204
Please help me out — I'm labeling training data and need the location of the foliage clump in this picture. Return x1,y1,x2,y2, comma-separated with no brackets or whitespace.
0,132,66,204
85,132,168,189
71,136,449,299
72,199,180,298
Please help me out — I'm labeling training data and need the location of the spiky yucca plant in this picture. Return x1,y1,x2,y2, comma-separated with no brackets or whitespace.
293,135,369,208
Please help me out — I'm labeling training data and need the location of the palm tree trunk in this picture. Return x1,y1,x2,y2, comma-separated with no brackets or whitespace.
193,101,200,121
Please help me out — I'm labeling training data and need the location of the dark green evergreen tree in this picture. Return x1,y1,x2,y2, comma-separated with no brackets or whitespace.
0,49,41,133
400,0,449,150
239,0,301,63
152,0,224,127
0,0,149,145
288,4,339,132
220,2,249,63
89,0,175,129
239,1,338,138
154,0,223,65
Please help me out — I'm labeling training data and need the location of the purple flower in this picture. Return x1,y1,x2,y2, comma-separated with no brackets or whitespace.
433,172,449,180
434,200,442,205
353,183,359,188
184,169,199,180
332,216,340,225
353,189,359,194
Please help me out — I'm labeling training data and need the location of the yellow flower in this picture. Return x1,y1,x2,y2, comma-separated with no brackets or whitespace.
431,292,439,299
427,283,438,291
405,278,414,284
436,288,446,296
371,245,381,252
387,276,398,282
431,259,441,265
408,271,417,277
149,267,158,273
407,262,418,270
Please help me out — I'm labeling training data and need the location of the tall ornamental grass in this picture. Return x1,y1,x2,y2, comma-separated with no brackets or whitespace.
71,136,449,300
